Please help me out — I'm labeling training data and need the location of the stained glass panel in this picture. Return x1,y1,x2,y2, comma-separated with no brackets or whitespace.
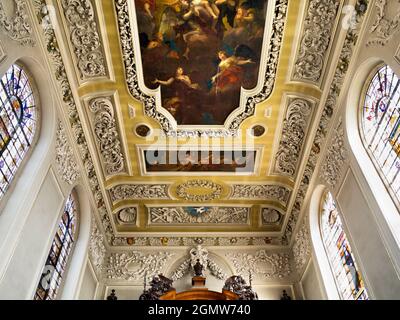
0,64,37,199
34,193,77,300
361,64,400,206
321,192,368,300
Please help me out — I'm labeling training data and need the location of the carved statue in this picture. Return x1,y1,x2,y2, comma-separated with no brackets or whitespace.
223,275,258,300
106,289,118,300
139,274,175,300
193,259,204,277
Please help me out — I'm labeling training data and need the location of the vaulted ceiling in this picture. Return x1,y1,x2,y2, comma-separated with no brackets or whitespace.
32,0,369,248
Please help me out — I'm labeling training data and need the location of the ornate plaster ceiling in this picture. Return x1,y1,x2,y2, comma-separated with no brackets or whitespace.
30,0,369,248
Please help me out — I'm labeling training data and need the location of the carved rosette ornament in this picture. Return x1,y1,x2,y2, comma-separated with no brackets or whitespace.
272,98,313,177
106,251,174,281
89,97,126,175
0,0,35,46
261,208,282,225
89,218,106,274
320,119,348,188
114,0,289,137
110,184,170,203
226,250,291,279
293,0,340,83
171,245,227,281
176,180,223,202
149,206,250,225
61,0,107,79
55,121,80,185
117,207,137,224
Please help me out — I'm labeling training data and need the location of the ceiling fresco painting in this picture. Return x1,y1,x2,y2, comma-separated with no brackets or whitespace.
134,0,269,125
142,149,258,174
29,0,371,250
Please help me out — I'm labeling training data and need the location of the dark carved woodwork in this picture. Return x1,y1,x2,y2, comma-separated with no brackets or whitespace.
222,275,259,300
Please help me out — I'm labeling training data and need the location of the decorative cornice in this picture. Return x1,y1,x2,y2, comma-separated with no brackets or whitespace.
0,0,35,46
55,121,80,185
106,251,174,281
231,184,291,206
320,119,347,188
88,96,126,176
293,0,340,83
272,98,314,177
114,0,289,137
281,0,369,245
367,0,400,46
226,250,291,279
176,180,222,202
60,0,107,79
110,236,283,247
89,218,107,275
148,206,250,225
109,184,170,203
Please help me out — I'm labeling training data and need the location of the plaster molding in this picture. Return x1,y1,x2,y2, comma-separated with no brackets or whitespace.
261,207,282,225
116,207,137,224
55,121,80,185
0,0,35,46
60,0,107,79
0,40,6,62
292,218,311,274
320,118,348,188
148,206,250,225
293,0,340,84
89,218,107,275
109,184,170,203
226,250,291,279
110,235,283,247
106,251,174,281
367,0,400,47
88,96,127,176
231,184,291,206
176,180,223,202
272,97,314,177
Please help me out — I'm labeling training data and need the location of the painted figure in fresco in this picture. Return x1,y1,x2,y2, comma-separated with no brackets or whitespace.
153,66,200,89
134,0,268,125
136,0,156,38
215,0,238,29
211,50,253,93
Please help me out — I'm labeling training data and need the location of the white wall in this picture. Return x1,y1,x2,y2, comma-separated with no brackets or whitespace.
299,259,325,300
77,259,99,300
0,19,92,300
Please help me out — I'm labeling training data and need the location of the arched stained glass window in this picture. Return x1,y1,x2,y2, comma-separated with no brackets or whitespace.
321,192,368,300
0,64,37,199
361,64,400,207
34,193,77,300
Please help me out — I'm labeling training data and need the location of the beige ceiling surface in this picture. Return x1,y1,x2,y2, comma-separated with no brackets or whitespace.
38,0,369,246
